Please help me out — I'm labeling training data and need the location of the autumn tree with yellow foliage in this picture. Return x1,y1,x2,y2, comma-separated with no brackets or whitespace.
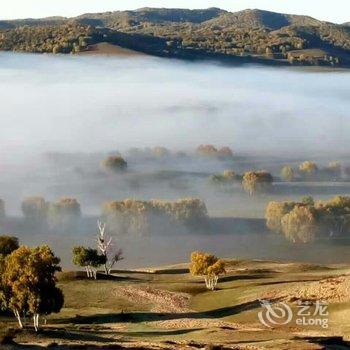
265,201,296,233
281,166,295,182
101,155,127,173
0,245,63,331
190,251,226,290
21,197,49,224
48,198,81,230
0,236,19,259
266,195,350,243
281,205,318,243
299,161,318,178
242,171,273,195
102,198,208,235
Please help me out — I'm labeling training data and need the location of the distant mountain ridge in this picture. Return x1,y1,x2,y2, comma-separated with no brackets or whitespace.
200,9,323,29
0,8,327,29
1,7,350,67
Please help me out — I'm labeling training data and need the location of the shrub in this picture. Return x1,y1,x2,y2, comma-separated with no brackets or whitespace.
0,236,19,258
21,197,49,222
210,170,239,186
48,198,81,229
299,161,318,178
102,155,127,173
196,145,233,160
196,144,218,157
265,201,296,233
315,196,350,237
217,147,234,160
322,195,350,209
242,171,273,195
281,205,317,243
301,196,315,206
281,166,295,181
322,161,342,180
223,170,236,179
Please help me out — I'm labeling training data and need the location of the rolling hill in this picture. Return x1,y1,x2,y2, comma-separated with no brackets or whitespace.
1,7,350,67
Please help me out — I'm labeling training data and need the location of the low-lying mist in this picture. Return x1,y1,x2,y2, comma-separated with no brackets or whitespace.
1,52,349,157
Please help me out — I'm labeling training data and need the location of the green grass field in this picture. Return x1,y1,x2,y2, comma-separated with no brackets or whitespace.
1,259,350,349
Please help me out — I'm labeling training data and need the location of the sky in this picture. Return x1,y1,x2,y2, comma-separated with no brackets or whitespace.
0,0,349,24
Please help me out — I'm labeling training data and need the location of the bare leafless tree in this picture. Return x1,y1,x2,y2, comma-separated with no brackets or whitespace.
97,220,124,275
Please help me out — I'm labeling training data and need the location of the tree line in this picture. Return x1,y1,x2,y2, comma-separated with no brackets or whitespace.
210,169,274,195
102,198,208,235
0,196,82,231
209,160,350,195
281,161,347,182
0,196,208,233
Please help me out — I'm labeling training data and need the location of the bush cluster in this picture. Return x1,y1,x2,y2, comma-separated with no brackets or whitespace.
266,196,350,243
102,198,208,234
21,197,81,230
101,155,128,173
242,171,273,195
281,161,343,182
210,170,241,186
196,145,234,160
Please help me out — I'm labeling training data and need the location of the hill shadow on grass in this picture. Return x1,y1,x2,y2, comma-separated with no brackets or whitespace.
57,299,261,325
218,273,272,283
23,327,199,343
34,328,113,343
293,336,350,349
57,271,142,283
256,277,321,288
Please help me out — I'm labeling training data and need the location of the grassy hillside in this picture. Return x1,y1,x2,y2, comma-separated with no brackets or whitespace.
1,259,350,349
1,8,350,67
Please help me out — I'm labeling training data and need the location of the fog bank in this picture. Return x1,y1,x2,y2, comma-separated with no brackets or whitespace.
0,53,349,158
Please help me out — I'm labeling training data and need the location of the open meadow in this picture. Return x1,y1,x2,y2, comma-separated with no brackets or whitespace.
1,259,350,349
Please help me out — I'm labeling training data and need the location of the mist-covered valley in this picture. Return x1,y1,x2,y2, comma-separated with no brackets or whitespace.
1,52,350,268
